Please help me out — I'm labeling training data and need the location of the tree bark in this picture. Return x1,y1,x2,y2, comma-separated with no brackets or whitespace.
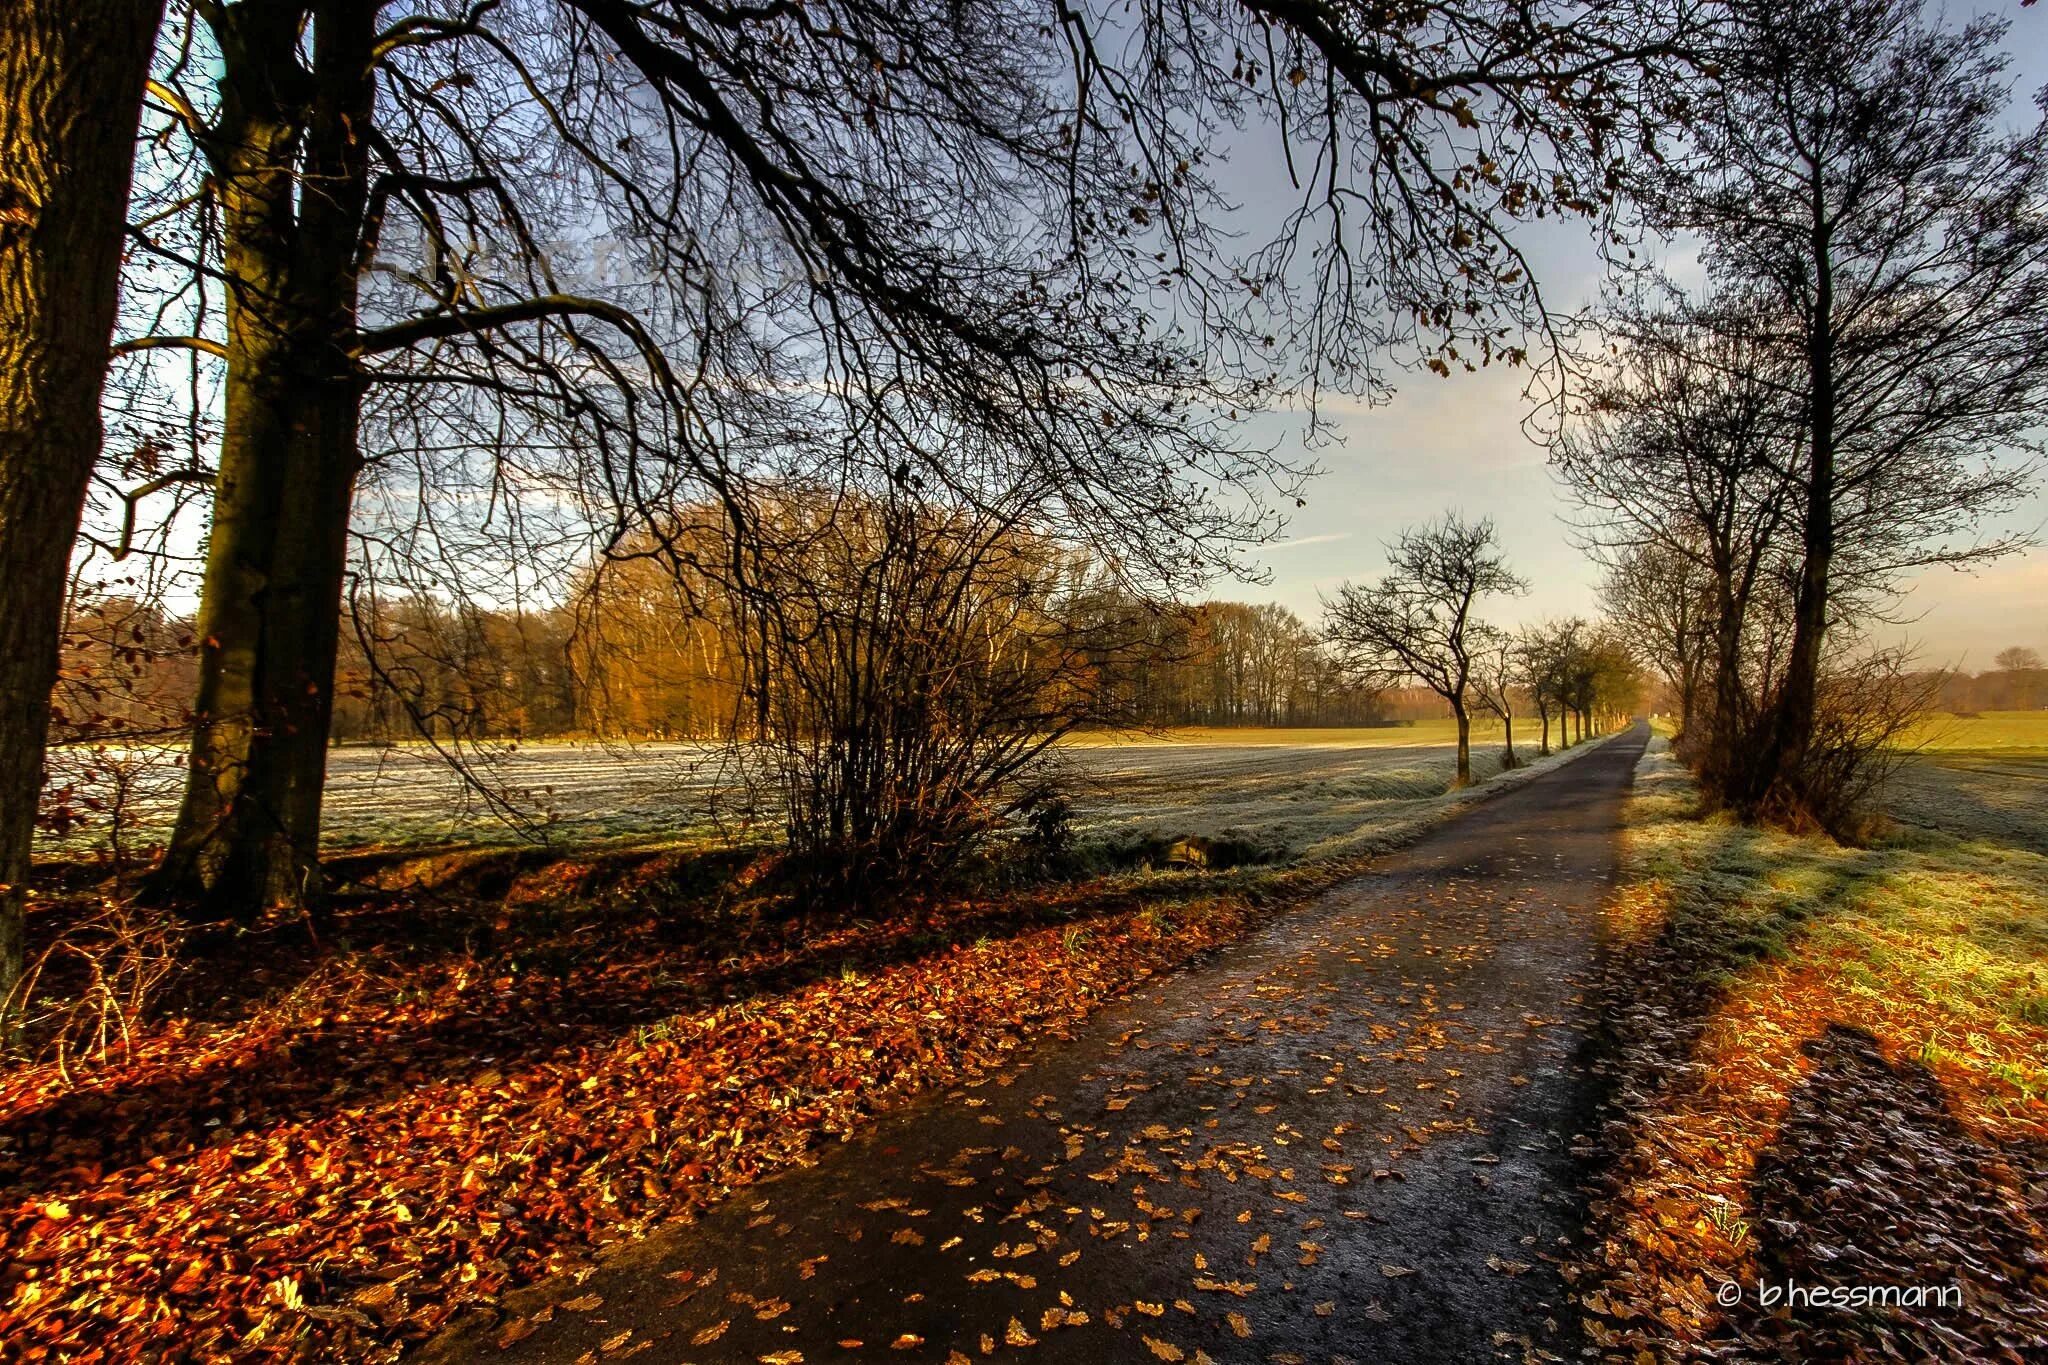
0,0,165,1025
148,0,308,912
149,0,370,920
1751,192,1838,818
1452,704,1471,787
1701,569,1751,806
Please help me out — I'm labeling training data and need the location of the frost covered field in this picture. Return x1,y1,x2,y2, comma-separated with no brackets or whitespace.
55,713,2045,864
49,718,1561,860
1048,721,1562,859
1885,756,2048,854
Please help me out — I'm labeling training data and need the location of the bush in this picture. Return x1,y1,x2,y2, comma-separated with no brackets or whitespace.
1764,649,1939,841
723,487,1144,901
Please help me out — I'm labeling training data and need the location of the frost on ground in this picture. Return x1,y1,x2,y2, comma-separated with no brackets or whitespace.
1057,733,1599,863
1884,750,2048,854
1579,735,2048,1363
44,723,1584,863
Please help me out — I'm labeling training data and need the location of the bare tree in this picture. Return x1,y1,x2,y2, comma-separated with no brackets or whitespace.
1599,541,1713,747
1994,647,2044,675
1516,625,1565,757
1323,515,1525,787
722,474,1143,897
1553,308,1801,796
1,0,165,1026
1635,0,2048,822
1467,625,1521,770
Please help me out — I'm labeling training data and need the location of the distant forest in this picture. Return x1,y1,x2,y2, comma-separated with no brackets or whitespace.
55,588,1398,746
1932,649,2048,715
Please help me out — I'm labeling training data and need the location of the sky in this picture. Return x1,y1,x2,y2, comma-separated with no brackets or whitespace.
104,3,2048,671
1206,4,2048,673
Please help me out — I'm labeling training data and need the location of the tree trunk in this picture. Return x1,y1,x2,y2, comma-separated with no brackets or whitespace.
1675,645,1700,747
1753,208,1838,819
149,0,370,920
0,0,165,1025
147,0,307,913
1452,704,1471,787
1501,713,1515,769
1537,702,1551,756
1701,575,1750,806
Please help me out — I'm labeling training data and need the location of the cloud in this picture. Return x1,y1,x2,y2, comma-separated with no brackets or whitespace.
1258,532,1352,553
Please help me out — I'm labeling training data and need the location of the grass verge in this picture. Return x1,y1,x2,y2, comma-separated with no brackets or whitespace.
1575,737,2048,1362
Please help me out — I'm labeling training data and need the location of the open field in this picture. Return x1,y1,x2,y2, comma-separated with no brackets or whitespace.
1902,709,2048,751
1886,710,2048,852
45,716,1555,860
1060,717,1530,746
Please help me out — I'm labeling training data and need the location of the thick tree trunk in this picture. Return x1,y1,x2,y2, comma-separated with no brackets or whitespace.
1537,703,1551,756
1501,713,1515,769
0,0,164,1025
147,0,308,912
149,0,370,920
1452,704,1471,787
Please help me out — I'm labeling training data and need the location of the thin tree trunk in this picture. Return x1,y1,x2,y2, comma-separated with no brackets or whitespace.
1502,712,1515,769
0,0,164,1025
1702,577,1749,805
1452,704,1471,787
1676,643,1700,746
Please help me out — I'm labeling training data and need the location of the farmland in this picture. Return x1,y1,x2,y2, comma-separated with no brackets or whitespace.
46,712,2043,867
48,716,1560,861
1885,710,2048,852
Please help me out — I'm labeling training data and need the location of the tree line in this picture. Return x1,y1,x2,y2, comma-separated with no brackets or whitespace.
1561,0,2048,834
1323,514,1643,786
15,0,2040,1023
1934,651,2048,715
48,575,1398,752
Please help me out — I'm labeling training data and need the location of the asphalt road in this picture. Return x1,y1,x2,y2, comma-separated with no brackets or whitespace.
428,725,1649,1364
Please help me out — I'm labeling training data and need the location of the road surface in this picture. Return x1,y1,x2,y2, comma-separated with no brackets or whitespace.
428,725,1649,1364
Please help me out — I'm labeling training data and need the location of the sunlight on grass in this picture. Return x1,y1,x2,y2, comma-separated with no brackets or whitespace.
1628,740,2048,1115
1901,709,2048,752
1583,737,2048,1360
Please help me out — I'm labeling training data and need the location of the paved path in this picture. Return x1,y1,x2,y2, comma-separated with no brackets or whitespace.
437,726,1648,1364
